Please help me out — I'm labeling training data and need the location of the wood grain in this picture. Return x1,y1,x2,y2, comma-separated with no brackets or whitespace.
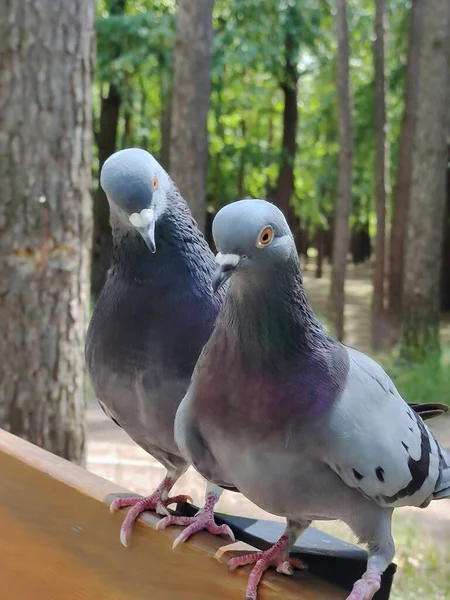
0,430,347,599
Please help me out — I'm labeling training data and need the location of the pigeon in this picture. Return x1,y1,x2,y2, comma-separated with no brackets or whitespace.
174,199,450,600
86,161,445,550
85,148,235,548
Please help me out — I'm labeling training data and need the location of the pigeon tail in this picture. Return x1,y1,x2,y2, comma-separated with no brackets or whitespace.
433,467,450,499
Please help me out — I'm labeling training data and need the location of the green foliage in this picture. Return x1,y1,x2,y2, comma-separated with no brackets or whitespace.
94,0,412,232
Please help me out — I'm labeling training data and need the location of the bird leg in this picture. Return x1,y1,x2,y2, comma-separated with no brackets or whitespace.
110,471,192,547
227,520,308,600
346,511,394,600
346,566,382,600
346,554,390,600
157,483,235,548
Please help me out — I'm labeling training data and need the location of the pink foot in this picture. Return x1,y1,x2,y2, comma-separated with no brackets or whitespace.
228,534,304,600
156,493,235,549
110,476,192,547
346,572,381,600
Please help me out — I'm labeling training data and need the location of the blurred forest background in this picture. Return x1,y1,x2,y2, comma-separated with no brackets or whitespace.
0,1,450,598
1,0,449,476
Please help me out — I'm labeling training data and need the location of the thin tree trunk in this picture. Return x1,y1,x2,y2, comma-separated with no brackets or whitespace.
0,0,94,462
400,0,450,362
441,142,450,311
265,117,275,202
237,120,247,198
122,108,133,148
159,59,172,170
388,0,423,315
351,224,371,264
274,9,299,223
91,0,127,300
91,84,120,299
371,0,388,350
316,229,324,278
329,0,353,341
170,0,215,232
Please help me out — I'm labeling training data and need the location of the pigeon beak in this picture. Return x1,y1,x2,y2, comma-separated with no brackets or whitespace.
212,253,240,293
129,208,157,253
138,221,156,253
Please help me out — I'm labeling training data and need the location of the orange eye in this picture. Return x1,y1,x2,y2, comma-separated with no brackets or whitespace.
256,226,273,248
153,175,158,190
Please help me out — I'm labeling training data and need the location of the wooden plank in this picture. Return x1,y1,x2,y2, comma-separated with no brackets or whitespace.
0,429,347,599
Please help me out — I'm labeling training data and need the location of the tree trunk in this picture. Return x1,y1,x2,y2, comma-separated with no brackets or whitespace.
237,120,247,198
329,0,353,341
400,0,450,362
170,0,215,232
441,142,450,311
0,0,94,462
316,229,325,278
91,0,127,301
351,224,371,264
159,59,172,170
91,85,120,299
388,0,423,315
274,11,299,222
371,0,388,350
160,94,172,171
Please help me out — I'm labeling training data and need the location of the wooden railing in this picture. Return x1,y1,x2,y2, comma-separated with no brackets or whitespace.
0,429,353,599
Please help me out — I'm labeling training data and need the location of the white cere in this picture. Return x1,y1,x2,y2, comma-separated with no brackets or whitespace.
129,208,155,228
215,252,241,267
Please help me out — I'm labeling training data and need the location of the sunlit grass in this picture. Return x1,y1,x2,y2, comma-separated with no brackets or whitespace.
379,345,450,407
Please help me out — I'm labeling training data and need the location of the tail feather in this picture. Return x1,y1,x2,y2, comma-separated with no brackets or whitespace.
434,467,450,499
409,401,449,421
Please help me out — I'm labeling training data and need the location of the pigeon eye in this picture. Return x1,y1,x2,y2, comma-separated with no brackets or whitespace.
153,175,158,190
256,226,273,248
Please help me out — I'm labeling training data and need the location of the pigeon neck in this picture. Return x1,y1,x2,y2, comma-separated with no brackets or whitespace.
219,256,333,368
109,188,215,284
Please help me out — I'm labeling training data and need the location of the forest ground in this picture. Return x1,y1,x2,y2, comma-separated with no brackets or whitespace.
86,261,450,600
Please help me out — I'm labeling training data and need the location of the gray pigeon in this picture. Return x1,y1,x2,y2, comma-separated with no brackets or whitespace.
174,199,450,600
85,148,235,547
86,162,444,551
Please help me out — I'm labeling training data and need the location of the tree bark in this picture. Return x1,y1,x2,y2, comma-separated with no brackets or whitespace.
400,0,450,362
274,9,299,222
441,142,450,311
170,0,215,232
350,224,371,264
159,57,172,171
91,0,127,301
91,85,120,300
0,0,94,462
388,0,423,315
329,0,353,341
371,0,388,350
315,229,325,279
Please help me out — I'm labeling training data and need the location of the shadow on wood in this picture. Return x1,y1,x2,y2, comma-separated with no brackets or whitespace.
0,429,347,599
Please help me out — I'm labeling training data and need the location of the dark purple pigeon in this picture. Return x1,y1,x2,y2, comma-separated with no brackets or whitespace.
86,149,235,548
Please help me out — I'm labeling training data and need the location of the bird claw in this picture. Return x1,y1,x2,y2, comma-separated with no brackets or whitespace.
228,534,303,600
346,572,381,600
276,561,294,576
111,490,193,547
157,506,235,549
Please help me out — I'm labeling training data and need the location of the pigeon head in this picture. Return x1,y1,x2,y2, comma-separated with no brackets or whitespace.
100,148,171,253
211,199,295,292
